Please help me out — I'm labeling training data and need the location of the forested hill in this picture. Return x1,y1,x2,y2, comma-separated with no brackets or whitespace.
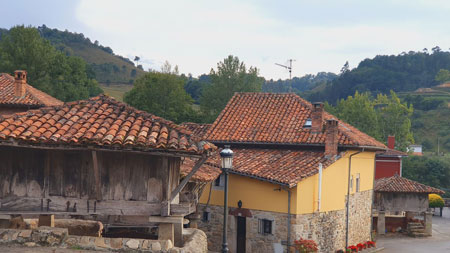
37,25,145,84
307,49,450,103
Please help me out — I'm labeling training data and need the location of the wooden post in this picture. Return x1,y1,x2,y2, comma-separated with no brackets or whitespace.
91,151,102,201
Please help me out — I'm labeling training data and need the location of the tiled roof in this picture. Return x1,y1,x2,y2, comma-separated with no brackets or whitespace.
183,148,339,186
181,122,211,139
181,157,221,182
375,175,444,194
376,148,408,157
0,95,215,156
0,73,63,107
205,93,386,149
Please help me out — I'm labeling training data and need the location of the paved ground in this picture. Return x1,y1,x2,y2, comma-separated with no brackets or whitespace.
0,245,98,253
377,212,450,253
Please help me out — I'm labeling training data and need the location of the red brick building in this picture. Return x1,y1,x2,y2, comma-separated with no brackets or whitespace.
0,70,62,115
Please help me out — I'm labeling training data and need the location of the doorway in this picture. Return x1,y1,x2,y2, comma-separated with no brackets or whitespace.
237,216,246,253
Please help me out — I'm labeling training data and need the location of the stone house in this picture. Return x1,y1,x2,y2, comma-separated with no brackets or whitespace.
183,93,387,252
0,95,215,246
0,70,62,115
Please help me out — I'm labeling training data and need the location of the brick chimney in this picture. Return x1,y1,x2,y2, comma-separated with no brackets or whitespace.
14,70,27,97
311,102,324,133
387,136,395,149
325,119,339,157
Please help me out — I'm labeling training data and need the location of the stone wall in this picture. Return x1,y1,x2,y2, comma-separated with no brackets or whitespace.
0,227,208,253
198,189,373,253
293,189,373,252
198,204,288,253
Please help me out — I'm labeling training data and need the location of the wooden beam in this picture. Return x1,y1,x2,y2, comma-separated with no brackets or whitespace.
91,151,102,201
169,155,208,202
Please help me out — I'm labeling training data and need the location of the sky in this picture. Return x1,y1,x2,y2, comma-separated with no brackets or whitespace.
1,0,450,80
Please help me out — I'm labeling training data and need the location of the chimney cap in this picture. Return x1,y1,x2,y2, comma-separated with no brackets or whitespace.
14,70,27,81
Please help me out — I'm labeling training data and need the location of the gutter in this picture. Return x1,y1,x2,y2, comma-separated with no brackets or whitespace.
345,148,364,249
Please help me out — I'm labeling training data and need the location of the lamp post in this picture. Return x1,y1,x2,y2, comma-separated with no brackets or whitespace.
220,145,233,253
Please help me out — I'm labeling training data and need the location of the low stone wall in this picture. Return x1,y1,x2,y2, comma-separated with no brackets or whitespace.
0,227,208,252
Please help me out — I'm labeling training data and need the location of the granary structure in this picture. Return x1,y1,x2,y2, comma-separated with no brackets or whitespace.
373,175,444,237
0,95,215,246
0,70,62,115
184,93,387,253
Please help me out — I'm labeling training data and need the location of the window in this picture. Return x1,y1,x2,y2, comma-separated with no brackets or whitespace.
303,118,312,128
356,173,360,192
350,175,353,191
258,219,273,235
213,174,225,190
202,211,211,222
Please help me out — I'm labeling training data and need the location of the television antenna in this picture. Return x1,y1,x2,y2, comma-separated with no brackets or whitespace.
275,59,295,79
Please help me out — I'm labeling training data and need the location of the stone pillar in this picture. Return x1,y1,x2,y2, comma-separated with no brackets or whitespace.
38,214,54,227
158,223,174,243
174,221,184,247
424,211,433,236
377,211,385,235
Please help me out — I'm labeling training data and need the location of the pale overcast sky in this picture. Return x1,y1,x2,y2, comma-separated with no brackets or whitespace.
1,0,449,79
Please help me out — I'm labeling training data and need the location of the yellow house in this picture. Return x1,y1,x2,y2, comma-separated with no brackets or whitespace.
182,93,386,253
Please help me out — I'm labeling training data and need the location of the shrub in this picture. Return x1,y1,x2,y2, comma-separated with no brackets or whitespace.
293,238,319,253
429,194,445,208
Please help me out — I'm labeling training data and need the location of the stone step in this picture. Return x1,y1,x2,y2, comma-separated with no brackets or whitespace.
410,232,428,237
408,228,425,233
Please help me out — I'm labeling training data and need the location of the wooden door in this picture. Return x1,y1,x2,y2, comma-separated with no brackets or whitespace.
237,216,246,253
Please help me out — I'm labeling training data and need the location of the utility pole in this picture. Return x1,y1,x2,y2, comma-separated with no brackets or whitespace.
275,59,295,79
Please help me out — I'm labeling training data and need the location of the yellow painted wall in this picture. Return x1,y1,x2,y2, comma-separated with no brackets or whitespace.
199,150,376,215
199,173,297,213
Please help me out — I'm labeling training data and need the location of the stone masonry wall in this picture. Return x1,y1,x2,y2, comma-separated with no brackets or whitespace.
198,189,372,253
198,204,288,253
0,227,208,253
292,189,373,252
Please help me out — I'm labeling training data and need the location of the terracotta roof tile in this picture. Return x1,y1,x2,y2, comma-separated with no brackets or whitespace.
0,73,63,107
181,122,211,138
205,93,386,149
376,148,408,157
182,148,339,186
375,175,444,194
0,95,215,155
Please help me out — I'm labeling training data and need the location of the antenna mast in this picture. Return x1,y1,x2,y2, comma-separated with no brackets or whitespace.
275,59,295,79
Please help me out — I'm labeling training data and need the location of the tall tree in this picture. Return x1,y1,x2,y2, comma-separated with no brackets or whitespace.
123,71,196,123
0,25,102,101
200,55,264,122
325,90,414,150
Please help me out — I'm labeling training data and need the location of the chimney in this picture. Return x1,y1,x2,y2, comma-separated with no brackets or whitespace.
311,102,324,133
325,119,339,157
14,70,27,97
387,136,395,149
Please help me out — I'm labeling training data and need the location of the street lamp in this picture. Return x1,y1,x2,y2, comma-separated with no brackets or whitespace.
220,145,233,253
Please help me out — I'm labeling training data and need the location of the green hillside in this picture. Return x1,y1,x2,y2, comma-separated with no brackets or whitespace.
399,84,450,153
37,25,145,84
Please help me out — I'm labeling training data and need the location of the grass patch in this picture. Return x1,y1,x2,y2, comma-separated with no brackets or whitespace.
100,83,133,102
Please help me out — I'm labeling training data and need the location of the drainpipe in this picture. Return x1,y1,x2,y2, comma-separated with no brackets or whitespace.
287,188,291,252
318,163,323,212
275,187,292,253
345,149,364,249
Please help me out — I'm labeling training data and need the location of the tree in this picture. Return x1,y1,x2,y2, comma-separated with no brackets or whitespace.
134,56,140,66
340,61,350,74
325,90,414,150
435,69,450,83
200,55,264,122
123,71,196,123
325,91,381,140
0,25,102,101
376,91,414,150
